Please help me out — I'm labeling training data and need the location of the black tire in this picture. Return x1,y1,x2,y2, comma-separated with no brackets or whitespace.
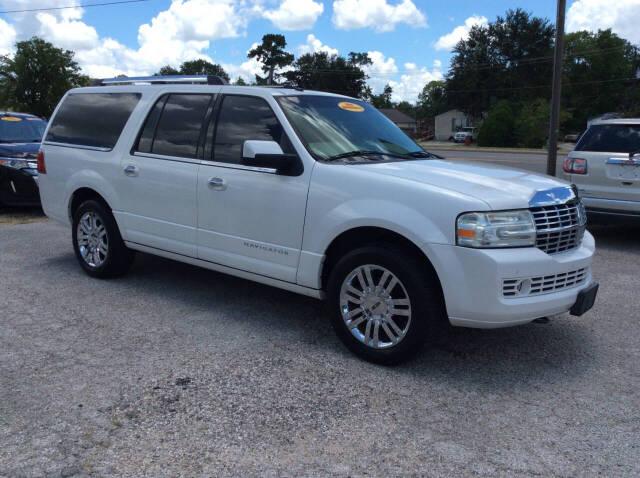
72,199,134,278
326,244,446,365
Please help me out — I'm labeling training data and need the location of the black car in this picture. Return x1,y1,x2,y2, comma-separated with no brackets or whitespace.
0,112,47,206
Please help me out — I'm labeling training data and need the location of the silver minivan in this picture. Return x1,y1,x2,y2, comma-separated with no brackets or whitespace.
559,119,640,223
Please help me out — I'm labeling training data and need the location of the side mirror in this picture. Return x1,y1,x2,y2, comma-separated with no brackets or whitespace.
242,140,302,176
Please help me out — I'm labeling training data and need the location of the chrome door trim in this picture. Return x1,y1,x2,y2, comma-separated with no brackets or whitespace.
42,141,112,152
132,151,201,165
199,159,277,174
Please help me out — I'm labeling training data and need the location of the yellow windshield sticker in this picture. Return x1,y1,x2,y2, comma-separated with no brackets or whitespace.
338,102,364,112
1,116,22,122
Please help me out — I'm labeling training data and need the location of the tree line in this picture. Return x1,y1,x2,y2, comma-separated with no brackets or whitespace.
1,8,639,148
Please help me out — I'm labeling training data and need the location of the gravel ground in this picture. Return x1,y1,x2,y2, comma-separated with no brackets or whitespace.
1,220,639,477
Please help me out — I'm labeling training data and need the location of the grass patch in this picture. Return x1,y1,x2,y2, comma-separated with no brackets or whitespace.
0,206,48,226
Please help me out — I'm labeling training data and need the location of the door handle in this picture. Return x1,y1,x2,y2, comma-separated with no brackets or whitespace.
124,165,139,177
208,177,227,190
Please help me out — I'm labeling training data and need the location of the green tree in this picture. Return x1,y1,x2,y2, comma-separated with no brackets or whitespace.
447,9,554,118
233,76,248,86
417,80,447,117
154,60,229,82
178,59,230,81
155,65,180,76
562,29,639,131
0,37,88,118
284,51,371,98
395,100,416,118
370,84,393,109
477,100,516,147
247,34,294,85
513,98,550,148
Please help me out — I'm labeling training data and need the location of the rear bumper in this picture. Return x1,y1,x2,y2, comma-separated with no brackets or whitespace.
425,231,596,329
583,197,640,224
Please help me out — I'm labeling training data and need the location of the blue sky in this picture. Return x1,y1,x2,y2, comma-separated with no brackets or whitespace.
1,0,637,102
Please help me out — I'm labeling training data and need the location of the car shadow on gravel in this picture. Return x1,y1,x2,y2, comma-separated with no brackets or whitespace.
588,224,640,252
43,243,599,390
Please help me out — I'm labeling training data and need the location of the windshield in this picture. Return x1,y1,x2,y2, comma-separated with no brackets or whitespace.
0,116,47,143
277,95,423,160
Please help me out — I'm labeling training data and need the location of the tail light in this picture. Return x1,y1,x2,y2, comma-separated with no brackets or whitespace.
37,150,46,174
563,157,587,174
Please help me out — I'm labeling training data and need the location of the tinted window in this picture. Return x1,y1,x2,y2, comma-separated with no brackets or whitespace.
46,93,140,149
136,96,167,153
213,95,291,164
575,124,640,153
0,116,47,142
151,94,212,158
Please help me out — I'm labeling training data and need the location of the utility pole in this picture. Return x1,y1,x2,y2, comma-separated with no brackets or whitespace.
547,0,566,176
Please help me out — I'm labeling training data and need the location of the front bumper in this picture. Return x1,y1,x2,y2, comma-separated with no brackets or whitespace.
0,166,40,206
425,231,596,328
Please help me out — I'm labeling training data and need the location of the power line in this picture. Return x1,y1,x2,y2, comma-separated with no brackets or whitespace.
0,0,150,15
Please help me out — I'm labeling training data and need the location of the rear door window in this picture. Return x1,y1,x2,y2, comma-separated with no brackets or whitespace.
575,124,640,153
144,94,213,158
45,93,140,149
212,95,292,164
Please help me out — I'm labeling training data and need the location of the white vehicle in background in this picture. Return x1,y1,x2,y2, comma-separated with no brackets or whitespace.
559,118,640,224
37,75,598,364
454,127,477,143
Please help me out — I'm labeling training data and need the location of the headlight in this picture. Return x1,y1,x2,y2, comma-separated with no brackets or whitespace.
457,210,536,248
0,157,38,170
0,157,38,174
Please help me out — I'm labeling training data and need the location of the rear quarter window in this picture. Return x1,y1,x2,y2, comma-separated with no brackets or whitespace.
45,93,141,149
575,124,640,153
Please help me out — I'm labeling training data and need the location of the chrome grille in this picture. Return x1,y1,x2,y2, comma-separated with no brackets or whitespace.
503,267,588,297
531,200,586,254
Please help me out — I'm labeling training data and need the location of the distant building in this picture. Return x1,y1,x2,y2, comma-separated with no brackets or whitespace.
379,108,417,135
435,109,473,141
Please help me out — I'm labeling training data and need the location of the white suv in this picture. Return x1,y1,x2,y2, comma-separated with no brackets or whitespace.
37,75,598,364
559,118,640,223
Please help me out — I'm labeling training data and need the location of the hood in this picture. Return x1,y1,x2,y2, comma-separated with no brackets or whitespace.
0,141,40,159
358,159,570,210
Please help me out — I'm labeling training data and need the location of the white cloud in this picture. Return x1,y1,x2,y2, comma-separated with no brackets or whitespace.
0,17,17,55
332,0,427,32
388,60,444,103
364,50,398,92
263,0,324,30
567,0,640,44
434,15,487,51
222,42,263,83
298,34,338,56
0,0,257,77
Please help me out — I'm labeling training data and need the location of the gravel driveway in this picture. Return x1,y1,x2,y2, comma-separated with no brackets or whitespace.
1,221,639,477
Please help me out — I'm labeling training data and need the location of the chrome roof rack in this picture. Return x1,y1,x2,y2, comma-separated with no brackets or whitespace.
92,75,228,86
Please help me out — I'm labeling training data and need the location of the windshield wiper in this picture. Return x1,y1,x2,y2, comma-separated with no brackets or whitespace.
325,149,435,162
325,150,388,161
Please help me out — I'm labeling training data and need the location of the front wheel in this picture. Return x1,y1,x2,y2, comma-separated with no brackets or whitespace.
327,245,446,365
72,199,134,278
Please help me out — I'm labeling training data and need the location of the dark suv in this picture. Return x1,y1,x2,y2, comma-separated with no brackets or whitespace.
0,112,47,206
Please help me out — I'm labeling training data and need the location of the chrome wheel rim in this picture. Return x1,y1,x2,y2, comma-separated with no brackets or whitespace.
76,212,108,267
339,264,412,349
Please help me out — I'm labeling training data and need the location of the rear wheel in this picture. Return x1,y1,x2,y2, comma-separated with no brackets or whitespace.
327,245,446,364
72,199,134,278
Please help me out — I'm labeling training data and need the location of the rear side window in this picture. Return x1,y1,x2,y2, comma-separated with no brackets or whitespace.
46,93,140,149
575,124,640,153
212,95,292,164
138,94,212,158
